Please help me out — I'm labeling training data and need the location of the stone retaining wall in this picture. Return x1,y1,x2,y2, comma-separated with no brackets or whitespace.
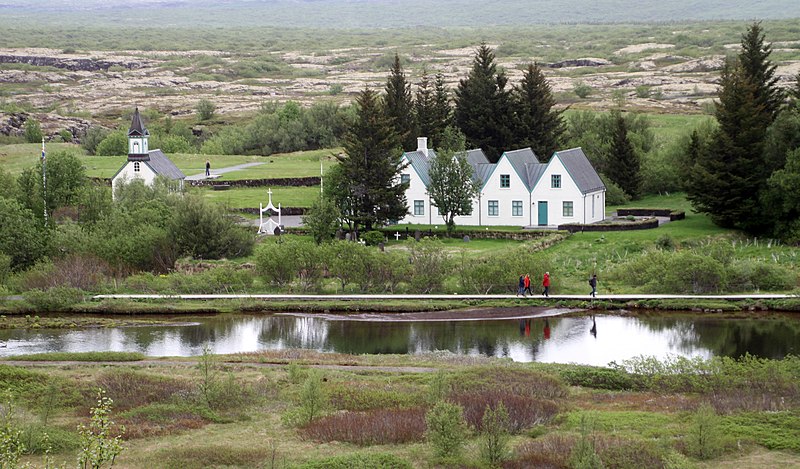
617,208,685,221
189,177,320,188
559,217,659,233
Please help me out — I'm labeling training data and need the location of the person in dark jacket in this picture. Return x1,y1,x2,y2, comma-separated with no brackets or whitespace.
517,275,525,297
589,274,598,297
205,160,211,177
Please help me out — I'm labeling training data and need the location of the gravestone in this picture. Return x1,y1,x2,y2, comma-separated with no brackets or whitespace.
414,230,421,242
463,235,471,243
336,229,344,240
345,232,352,242
378,242,385,252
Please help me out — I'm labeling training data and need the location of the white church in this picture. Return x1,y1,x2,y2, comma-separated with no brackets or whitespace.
111,108,185,195
399,138,606,227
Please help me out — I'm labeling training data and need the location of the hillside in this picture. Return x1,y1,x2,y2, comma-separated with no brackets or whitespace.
2,0,800,28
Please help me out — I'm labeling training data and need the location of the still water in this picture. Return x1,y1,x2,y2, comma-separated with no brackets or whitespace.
1,312,799,366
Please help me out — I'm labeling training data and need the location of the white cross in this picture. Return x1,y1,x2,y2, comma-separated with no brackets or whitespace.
394,232,401,241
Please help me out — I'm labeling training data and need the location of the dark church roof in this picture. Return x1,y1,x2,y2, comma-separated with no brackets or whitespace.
128,107,149,137
145,150,185,180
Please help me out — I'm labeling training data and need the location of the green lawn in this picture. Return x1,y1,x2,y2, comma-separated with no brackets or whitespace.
0,142,79,174
194,185,322,209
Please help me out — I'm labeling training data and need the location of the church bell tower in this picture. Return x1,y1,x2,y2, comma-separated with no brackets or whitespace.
127,107,150,161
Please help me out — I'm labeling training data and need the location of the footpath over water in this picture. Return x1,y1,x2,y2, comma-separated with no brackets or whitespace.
93,293,798,301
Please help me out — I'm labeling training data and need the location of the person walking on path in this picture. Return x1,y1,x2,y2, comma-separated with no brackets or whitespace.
205,160,211,177
517,275,525,297
523,273,532,296
542,272,550,297
589,274,598,297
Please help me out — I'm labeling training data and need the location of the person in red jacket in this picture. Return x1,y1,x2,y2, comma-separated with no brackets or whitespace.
542,272,550,297
523,273,532,296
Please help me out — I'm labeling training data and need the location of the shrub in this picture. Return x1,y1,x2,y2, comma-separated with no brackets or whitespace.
425,401,468,461
569,414,604,469
407,238,450,293
449,367,567,400
511,433,576,468
558,365,634,391
77,390,125,469
95,129,128,156
362,230,385,247
81,126,110,155
196,99,216,121
22,286,85,312
328,382,424,411
96,369,193,411
574,81,593,99
295,452,413,469
298,371,328,425
118,403,218,438
169,195,255,260
19,254,110,291
255,238,323,290
635,85,651,99
453,392,559,433
480,402,511,467
685,403,723,460
303,407,426,445
24,117,43,143
600,175,630,206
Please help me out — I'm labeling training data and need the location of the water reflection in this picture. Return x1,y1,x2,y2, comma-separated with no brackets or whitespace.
0,312,798,366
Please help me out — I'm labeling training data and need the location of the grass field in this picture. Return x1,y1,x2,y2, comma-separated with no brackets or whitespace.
195,185,322,209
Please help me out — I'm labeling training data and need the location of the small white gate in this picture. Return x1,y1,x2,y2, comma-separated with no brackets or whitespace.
257,188,282,235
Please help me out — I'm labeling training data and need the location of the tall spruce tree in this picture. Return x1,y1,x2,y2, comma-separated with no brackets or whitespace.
415,71,453,149
512,62,565,160
686,59,771,229
606,112,642,199
738,22,783,122
454,44,512,162
337,88,408,232
384,54,416,151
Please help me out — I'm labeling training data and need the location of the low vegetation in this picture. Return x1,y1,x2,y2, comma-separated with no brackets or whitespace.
0,352,797,468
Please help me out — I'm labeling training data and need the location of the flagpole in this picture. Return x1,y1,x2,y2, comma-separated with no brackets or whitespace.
41,137,47,227
320,158,323,197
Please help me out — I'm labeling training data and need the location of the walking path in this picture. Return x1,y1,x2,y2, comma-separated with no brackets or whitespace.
93,293,798,301
185,162,264,181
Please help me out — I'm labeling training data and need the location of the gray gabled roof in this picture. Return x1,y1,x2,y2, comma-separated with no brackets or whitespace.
404,149,437,186
146,149,185,180
465,149,490,167
128,107,149,137
555,147,605,194
503,147,542,191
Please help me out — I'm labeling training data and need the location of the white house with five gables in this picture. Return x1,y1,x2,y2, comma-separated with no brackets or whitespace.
111,108,185,197
399,137,605,227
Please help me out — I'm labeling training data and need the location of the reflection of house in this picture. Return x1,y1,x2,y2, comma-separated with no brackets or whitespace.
111,108,185,196
399,137,605,227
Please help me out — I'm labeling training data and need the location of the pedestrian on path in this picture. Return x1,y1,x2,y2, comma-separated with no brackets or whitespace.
205,159,211,177
589,274,598,297
523,273,532,296
517,275,525,297
542,272,550,297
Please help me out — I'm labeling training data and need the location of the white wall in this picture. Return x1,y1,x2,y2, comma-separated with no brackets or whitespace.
398,164,431,224
530,156,582,227
111,161,157,197
478,157,531,226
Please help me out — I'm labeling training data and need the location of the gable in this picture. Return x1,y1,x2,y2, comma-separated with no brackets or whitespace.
554,148,605,194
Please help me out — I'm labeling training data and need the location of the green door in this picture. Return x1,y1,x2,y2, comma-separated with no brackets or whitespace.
537,201,548,226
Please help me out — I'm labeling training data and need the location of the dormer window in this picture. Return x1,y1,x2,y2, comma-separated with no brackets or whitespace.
134,162,140,172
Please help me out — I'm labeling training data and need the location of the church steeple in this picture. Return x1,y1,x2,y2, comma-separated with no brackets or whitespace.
128,107,150,161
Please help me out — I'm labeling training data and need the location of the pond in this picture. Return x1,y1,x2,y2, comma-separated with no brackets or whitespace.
1,310,799,366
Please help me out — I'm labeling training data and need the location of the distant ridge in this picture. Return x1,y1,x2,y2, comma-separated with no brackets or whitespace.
2,0,800,28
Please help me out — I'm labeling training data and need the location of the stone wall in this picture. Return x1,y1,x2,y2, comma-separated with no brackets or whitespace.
559,217,659,233
617,208,685,221
189,176,320,188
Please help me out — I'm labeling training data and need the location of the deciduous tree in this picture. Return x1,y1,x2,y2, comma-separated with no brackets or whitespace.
427,134,480,234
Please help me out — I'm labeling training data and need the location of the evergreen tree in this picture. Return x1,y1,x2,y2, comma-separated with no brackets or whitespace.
454,44,512,162
415,71,452,149
738,22,783,122
512,62,565,160
762,148,800,243
384,53,416,151
605,112,642,199
686,59,771,229
338,88,408,232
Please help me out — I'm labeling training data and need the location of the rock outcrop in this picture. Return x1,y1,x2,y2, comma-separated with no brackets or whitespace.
548,58,613,68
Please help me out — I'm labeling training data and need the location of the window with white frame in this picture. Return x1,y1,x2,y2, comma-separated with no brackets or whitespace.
414,200,424,216
512,200,523,216
563,201,573,217
401,174,410,185
500,174,510,188
133,162,140,172
488,200,499,216
551,174,561,188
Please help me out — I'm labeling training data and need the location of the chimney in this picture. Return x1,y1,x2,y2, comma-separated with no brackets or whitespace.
417,137,428,157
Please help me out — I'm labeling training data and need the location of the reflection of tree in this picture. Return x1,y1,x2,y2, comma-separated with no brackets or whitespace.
637,316,800,359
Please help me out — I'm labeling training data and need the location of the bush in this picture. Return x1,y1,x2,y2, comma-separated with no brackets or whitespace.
255,238,323,290
295,452,413,469
24,118,43,143
558,365,634,391
169,195,255,260
303,407,426,445
601,174,630,206
480,402,511,467
425,401,468,461
685,403,723,460
196,99,216,121
453,392,559,433
81,126,110,155
95,129,128,156
574,81,593,99
407,238,450,293
96,368,193,411
297,371,328,425
22,286,85,311
362,230,385,247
